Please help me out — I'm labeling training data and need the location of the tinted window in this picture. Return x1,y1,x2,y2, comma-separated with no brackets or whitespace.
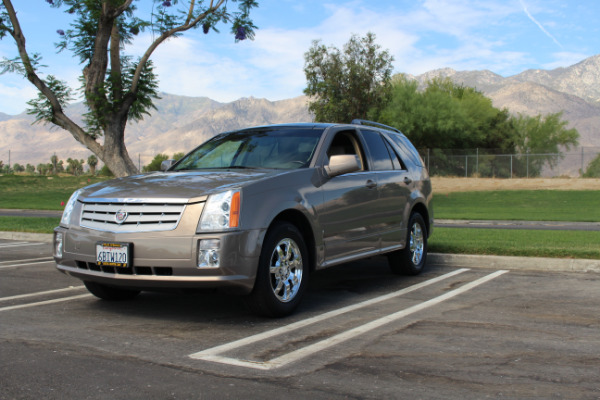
174,128,323,170
361,130,394,171
383,138,405,170
386,133,424,167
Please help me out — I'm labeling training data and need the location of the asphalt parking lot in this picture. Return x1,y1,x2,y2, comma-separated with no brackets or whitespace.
1,238,599,399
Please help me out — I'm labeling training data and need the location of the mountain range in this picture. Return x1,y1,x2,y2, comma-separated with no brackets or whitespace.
1,54,599,170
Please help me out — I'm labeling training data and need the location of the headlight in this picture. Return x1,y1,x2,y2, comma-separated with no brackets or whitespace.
199,190,240,231
61,189,83,225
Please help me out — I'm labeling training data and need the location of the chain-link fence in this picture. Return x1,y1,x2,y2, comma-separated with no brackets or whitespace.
3,147,600,178
418,147,600,178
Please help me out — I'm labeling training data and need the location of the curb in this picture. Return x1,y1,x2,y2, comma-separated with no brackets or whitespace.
428,253,600,274
1,231,599,274
0,231,54,243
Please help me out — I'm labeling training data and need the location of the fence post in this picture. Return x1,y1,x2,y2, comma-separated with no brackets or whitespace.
510,154,513,178
476,148,479,176
581,147,584,177
465,155,468,177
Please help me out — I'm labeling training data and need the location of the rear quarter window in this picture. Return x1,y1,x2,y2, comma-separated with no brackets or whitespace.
386,132,424,167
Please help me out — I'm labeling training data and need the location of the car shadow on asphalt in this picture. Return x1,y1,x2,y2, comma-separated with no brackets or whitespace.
84,256,446,326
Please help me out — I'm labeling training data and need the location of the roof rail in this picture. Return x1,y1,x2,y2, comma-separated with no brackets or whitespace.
350,119,401,133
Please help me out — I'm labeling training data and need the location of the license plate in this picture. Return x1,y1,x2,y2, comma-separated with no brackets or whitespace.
96,242,132,268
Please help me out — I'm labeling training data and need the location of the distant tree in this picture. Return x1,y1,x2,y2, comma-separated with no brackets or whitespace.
50,154,59,174
143,153,169,172
0,160,3,171
99,164,114,177
25,163,35,174
512,112,579,176
88,155,98,175
66,158,85,176
12,163,24,172
303,32,393,123
378,76,515,149
583,153,600,177
172,152,185,161
376,76,579,176
0,0,258,177
37,163,49,175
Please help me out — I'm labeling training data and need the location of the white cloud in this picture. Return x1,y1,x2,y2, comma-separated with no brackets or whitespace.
0,83,38,116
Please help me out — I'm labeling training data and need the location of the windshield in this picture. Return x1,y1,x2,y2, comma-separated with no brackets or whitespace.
173,128,323,171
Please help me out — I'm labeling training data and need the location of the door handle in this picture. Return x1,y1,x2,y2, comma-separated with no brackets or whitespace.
403,177,412,185
366,179,377,189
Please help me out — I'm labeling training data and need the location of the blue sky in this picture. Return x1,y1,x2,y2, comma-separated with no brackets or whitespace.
0,0,598,115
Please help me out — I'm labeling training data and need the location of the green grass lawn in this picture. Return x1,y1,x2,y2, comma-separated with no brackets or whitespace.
0,216,61,233
1,175,599,259
0,175,107,210
434,190,600,222
429,227,600,259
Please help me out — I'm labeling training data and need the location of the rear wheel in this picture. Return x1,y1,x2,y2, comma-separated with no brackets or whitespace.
388,212,427,275
84,281,141,301
245,222,309,317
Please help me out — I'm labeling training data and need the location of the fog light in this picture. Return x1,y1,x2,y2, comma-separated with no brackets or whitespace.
54,232,64,258
197,239,220,268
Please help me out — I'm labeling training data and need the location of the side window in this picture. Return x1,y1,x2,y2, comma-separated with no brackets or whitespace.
388,133,424,167
361,130,394,171
383,138,406,170
327,130,366,170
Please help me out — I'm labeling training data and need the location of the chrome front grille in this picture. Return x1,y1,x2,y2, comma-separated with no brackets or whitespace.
80,201,186,232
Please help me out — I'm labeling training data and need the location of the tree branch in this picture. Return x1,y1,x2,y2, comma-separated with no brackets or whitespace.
2,0,104,158
128,0,226,95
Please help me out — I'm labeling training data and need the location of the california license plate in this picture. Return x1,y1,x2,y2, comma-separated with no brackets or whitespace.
96,242,132,268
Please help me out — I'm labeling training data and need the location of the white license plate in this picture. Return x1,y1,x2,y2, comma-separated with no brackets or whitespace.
96,242,131,268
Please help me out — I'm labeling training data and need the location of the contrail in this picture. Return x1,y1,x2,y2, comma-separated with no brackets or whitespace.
519,0,563,48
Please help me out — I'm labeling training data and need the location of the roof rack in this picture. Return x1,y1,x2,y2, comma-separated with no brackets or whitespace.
350,119,401,133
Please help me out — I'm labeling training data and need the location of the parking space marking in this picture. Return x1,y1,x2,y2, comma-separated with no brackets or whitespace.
0,286,86,303
0,258,55,269
189,268,483,369
0,294,92,312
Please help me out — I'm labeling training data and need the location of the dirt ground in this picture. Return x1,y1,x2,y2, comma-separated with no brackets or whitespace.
431,177,600,193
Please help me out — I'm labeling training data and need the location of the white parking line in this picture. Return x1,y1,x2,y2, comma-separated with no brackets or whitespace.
0,257,52,265
190,268,490,369
0,294,92,312
0,286,86,302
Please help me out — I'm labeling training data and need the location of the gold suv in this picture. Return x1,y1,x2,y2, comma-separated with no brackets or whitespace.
54,120,433,317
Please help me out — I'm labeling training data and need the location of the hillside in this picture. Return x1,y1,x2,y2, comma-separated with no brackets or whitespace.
1,54,599,171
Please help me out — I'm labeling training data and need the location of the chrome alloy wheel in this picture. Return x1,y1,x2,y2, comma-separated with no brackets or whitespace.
269,238,303,303
409,222,424,266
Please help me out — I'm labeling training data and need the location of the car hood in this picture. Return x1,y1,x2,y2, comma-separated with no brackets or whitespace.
80,170,280,203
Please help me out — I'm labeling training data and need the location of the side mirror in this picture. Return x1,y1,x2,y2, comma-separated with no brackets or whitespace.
325,154,360,177
161,159,176,171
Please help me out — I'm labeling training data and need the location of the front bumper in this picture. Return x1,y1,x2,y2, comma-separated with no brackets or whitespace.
54,225,265,295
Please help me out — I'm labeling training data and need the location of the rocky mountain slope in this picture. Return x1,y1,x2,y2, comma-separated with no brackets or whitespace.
407,55,600,148
1,55,598,169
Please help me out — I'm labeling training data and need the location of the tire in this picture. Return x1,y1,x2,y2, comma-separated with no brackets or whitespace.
388,212,427,275
84,281,141,301
245,222,309,317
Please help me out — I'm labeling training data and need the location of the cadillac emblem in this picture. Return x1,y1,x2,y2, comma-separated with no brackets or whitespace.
115,210,128,224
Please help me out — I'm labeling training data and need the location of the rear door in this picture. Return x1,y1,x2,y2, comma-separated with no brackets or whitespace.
317,128,380,262
360,129,412,251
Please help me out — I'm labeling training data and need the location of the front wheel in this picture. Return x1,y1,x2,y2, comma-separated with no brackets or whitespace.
245,222,309,317
388,212,428,275
84,281,141,301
